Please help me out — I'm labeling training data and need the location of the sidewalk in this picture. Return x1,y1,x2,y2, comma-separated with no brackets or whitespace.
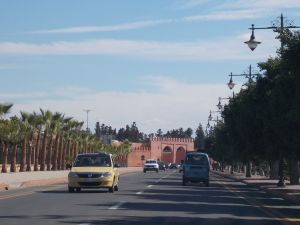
0,167,141,191
213,169,300,204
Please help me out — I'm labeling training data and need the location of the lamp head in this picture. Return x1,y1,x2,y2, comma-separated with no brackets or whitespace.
227,73,235,90
217,100,222,110
244,24,261,51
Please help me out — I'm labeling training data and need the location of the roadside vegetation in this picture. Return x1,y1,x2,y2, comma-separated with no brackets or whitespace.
205,30,300,185
0,107,131,172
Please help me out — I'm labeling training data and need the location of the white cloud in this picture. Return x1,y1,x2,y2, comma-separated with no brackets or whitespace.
33,19,176,34
183,9,263,21
0,33,279,61
179,0,210,9
26,0,300,35
218,0,300,10
6,77,233,134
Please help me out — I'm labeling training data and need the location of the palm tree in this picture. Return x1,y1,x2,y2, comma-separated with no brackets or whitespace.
0,120,11,173
39,109,53,171
31,112,43,171
47,112,64,171
19,112,35,172
0,103,13,173
0,103,13,118
8,117,23,173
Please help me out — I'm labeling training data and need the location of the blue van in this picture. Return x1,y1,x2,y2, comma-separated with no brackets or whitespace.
182,152,210,187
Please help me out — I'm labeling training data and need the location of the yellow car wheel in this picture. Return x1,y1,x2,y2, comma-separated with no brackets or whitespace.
109,177,116,193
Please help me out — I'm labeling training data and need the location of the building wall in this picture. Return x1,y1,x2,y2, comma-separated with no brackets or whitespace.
127,137,194,167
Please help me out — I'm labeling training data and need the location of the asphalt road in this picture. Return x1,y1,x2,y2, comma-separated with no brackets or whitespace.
0,170,300,225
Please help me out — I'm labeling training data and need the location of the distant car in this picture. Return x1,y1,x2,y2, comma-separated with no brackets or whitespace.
182,152,210,187
68,153,120,193
143,159,159,173
169,163,178,169
158,161,166,171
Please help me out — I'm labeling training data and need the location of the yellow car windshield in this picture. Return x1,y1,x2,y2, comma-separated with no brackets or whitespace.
74,154,111,167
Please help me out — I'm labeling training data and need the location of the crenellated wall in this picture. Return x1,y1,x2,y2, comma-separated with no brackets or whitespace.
150,137,193,143
127,137,195,167
127,144,152,167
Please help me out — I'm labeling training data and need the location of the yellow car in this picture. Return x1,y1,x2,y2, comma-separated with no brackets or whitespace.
68,153,120,193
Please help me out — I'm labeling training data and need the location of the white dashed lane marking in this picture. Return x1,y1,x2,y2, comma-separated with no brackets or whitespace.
109,201,126,210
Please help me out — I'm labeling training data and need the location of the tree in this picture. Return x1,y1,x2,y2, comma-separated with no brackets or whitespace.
194,124,205,150
156,129,163,137
0,104,13,173
0,103,13,118
39,109,53,171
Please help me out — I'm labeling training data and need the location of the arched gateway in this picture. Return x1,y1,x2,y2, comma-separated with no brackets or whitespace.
162,146,173,164
126,137,194,167
176,147,186,164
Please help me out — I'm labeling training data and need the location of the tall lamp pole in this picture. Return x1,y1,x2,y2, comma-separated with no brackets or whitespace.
227,65,260,91
244,13,300,187
217,97,231,110
83,109,91,132
245,13,300,51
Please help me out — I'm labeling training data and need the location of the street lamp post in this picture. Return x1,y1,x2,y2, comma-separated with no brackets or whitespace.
245,13,300,187
245,13,300,51
206,110,221,134
208,110,221,121
217,97,230,110
227,65,260,91
83,109,91,132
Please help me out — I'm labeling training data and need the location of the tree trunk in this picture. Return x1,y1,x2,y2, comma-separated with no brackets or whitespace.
58,136,63,170
52,134,60,171
19,138,27,172
288,158,299,185
74,142,78,160
34,130,41,171
277,158,285,186
10,144,17,172
40,129,48,171
70,143,74,161
246,161,252,178
1,143,8,173
47,137,53,171
31,140,35,167
270,160,279,179
230,164,234,174
66,139,71,162
26,142,33,171
60,144,67,170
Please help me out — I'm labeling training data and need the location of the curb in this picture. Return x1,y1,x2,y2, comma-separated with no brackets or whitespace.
212,170,300,205
0,168,141,192
0,183,9,191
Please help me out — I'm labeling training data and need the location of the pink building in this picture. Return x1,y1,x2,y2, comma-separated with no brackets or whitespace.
127,137,194,167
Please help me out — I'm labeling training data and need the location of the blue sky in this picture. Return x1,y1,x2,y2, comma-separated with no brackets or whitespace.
1,0,300,134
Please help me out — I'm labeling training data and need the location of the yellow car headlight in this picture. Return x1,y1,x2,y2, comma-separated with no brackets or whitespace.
102,172,113,177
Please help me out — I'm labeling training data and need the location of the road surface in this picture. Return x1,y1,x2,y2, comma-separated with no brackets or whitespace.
0,170,299,225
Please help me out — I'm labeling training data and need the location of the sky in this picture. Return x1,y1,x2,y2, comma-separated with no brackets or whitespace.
1,0,300,135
